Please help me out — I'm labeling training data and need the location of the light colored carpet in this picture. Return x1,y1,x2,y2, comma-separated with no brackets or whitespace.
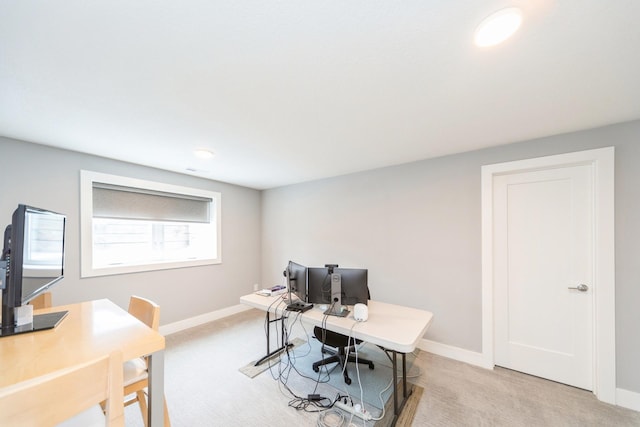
124,308,640,426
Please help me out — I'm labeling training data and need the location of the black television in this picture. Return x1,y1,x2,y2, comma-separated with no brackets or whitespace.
1,204,68,337
308,265,369,309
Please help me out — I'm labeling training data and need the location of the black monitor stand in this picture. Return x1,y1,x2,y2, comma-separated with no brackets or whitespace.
285,293,313,312
0,309,69,338
285,268,312,313
324,272,349,317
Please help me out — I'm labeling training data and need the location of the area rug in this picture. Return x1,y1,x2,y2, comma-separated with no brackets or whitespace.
241,334,419,424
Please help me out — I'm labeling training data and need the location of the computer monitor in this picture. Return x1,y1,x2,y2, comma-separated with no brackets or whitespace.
1,204,68,337
285,260,308,303
307,265,369,315
307,267,332,305
336,268,369,306
283,260,313,312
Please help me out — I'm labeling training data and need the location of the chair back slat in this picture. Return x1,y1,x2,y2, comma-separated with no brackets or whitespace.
0,351,124,427
128,295,160,331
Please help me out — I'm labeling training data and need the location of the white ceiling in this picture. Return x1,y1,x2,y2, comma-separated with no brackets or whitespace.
1,1,640,190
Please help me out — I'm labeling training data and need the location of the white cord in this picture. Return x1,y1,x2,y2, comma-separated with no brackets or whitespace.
317,409,344,427
345,323,423,423
338,320,368,427
368,375,393,421
352,321,366,427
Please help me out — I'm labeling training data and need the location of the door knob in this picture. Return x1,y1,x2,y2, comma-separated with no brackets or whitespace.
568,284,589,292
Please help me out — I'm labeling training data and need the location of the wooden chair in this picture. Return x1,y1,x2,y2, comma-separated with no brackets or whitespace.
0,351,124,427
29,291,52,309
124,295,171,427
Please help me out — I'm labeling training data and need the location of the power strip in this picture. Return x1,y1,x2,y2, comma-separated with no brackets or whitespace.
334,400,373,421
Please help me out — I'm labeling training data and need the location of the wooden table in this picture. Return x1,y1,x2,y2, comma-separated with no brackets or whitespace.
0,299,166,426
240,293,433,425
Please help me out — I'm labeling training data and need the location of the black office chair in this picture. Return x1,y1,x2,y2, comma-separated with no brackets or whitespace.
312,327,374,385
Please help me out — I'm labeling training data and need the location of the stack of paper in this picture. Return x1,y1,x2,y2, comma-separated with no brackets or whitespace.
255,284,287,296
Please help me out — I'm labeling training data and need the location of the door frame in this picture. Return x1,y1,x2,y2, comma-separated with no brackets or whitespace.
481,147,615,404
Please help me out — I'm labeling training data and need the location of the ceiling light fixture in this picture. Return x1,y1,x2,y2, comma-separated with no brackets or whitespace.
193,149,214,159
474,7,523,47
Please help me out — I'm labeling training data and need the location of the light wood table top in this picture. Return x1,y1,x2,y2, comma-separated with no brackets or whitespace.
0,298,165,388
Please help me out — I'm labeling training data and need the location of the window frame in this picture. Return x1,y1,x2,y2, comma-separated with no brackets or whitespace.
80,170,222,278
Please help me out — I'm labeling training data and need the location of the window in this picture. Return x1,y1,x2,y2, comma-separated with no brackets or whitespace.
80,171,221,277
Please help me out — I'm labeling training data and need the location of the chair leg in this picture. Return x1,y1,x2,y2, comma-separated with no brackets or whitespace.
346,355,375,370
343,368,352,385
312,354,342,372
137,390,148,427
163,399,171,427
321,347,336,356
342,354,375,385
313,345,375,385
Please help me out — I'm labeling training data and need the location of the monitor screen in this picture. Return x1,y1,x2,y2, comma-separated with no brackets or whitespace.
307,267,332,304
2,204,66,330
286,260,307,302
308,266,369,306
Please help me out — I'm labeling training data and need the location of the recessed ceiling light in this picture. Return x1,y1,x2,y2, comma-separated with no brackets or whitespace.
474,7,523,47
193,149,215,159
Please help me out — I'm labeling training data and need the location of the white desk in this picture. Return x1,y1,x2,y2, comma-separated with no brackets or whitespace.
240,293,433,425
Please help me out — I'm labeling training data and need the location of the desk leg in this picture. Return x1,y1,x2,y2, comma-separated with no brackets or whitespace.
390,350,412,427
147,349,165,427
254,310,292,366
392,351,398,415
402,352,407,398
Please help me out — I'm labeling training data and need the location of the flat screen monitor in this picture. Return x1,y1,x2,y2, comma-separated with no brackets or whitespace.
1,204,67,336
307,267,332,304
308,266,369,306
336,268,369,306
286,260,308,303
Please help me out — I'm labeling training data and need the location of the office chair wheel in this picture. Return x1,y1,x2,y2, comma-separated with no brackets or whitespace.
313,365,320,373
344,376,352,385
369,362,374,370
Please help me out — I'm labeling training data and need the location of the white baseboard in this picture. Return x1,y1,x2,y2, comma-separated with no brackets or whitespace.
159,304,251,336
616,388,640,412
418,338,491,369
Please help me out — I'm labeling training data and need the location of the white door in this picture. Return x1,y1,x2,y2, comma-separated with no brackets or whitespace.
493,164,593,390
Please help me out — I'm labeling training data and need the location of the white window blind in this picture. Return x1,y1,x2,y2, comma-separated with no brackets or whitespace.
92,183,211,222
81,171,221,277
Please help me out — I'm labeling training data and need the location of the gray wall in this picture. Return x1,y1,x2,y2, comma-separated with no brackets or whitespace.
261,119,640,393
0,137,262,324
